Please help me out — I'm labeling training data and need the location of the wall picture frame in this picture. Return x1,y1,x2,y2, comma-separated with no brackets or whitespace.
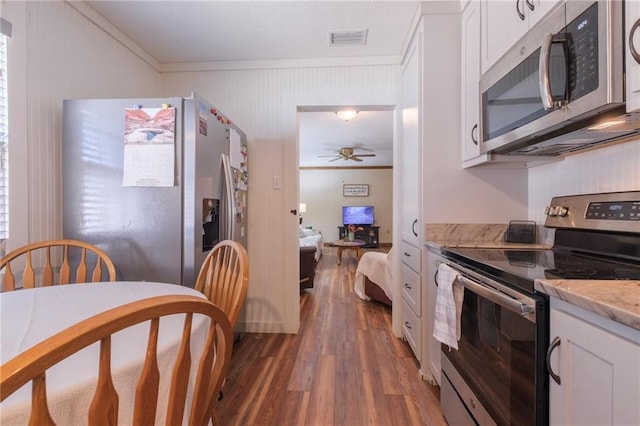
343,184,369,197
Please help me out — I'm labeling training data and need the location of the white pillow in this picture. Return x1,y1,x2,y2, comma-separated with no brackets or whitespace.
298,226,308,238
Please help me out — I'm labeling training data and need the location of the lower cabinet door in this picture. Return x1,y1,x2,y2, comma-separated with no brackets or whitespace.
401,264,421,315
549,307,640,425
401,298,421,360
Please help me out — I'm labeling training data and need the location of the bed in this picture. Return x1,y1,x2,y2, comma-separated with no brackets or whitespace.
354,248,394,306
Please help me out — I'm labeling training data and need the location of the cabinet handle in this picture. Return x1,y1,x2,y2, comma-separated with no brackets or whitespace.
525,0,534,11
404,283,412,289
434,269,439,287
546,336,562,385
412,219,418,237
516,0,525,21
631,18,640,65
403,252,411,257
404,321,412,330
471,123,478,146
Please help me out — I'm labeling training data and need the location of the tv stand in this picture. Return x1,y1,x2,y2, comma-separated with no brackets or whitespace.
337,225,379,248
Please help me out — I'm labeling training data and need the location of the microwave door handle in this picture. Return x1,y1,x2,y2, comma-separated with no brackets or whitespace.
539,33,555,110
631,18,640,65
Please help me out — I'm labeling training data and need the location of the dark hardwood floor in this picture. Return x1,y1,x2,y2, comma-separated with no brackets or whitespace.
217,246,447,425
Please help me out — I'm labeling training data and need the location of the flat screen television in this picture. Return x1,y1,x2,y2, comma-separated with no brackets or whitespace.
342,206,374,225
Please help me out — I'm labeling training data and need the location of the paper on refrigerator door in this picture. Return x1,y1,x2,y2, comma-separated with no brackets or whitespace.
229,127,242,170
122,107,176,187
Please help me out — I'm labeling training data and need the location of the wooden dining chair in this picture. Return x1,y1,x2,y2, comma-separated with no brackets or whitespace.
194,240,249,328
0,295,233,426
0,239,116,292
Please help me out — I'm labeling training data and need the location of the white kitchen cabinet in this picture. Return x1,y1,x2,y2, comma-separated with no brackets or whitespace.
400,241,422,361
400,240,422,362
548,299,640,426
424,249,443,385
461,0,482,165
401,266,422,360
481,0,561,74
627,0,640,112
400,34,421,246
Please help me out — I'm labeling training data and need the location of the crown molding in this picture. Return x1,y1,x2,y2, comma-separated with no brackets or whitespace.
159,55,402,73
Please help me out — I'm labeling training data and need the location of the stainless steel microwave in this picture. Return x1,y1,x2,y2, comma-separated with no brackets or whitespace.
480,1,640,157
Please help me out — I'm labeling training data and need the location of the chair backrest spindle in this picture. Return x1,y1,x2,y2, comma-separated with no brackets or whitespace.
0,239,116,292
195,240,249,328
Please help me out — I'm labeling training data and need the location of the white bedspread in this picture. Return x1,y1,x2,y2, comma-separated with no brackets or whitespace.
354,249,394,302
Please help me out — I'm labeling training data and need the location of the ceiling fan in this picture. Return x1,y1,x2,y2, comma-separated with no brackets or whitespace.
318,147,376,162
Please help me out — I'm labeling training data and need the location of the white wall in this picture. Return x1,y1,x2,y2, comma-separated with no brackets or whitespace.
299,168,393,244
528,139,640,225
4,1,160,253
419,11,529,224
161,66,400,333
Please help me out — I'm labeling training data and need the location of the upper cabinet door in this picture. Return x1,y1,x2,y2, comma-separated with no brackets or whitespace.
627,0,640,113
461,1,481,163
481,1,528,74
400,36,421,245
481,0,562,74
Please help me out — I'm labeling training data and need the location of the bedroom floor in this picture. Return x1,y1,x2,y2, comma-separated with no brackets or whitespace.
217,246,447,425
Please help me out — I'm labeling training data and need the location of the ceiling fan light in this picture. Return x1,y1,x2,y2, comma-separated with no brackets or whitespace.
336,110,358,122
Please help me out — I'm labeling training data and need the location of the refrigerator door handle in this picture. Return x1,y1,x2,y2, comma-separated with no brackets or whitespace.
221,154,235,240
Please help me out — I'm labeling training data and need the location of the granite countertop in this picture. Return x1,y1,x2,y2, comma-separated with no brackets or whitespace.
424,223,551,250
535,279,640,331
426,240,551,250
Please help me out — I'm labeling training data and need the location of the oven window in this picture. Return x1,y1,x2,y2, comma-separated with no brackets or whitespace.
444,289,536,426
482,43,567,141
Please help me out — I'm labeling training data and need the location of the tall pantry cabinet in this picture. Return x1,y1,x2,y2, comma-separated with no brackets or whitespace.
398,3,462,384
399,25,424,374
397,1,528,385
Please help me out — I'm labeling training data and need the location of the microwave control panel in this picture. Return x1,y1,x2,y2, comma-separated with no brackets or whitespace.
567,2,599,100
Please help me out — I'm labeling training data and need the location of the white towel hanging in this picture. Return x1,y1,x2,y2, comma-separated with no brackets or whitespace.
433,263,465,350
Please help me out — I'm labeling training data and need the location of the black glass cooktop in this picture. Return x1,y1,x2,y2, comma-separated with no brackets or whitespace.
441,247,640,294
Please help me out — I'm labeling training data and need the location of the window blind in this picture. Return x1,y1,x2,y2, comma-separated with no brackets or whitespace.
0,33,8,240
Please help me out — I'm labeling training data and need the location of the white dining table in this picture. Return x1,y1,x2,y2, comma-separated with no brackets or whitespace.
0,281,209,425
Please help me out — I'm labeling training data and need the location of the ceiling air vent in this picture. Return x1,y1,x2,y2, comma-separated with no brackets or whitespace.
329,29,368,46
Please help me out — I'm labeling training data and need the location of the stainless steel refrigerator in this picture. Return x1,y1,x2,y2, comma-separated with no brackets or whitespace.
63,93,248,287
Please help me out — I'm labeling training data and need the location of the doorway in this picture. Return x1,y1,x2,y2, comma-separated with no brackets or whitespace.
296,105,395,321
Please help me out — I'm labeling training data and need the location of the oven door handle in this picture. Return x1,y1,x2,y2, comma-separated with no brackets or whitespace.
456,273,534,317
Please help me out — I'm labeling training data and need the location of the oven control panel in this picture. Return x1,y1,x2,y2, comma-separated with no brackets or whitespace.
586,201,640,221
545,191,640,233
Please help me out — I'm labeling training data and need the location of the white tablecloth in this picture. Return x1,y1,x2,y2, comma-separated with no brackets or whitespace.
0,282,208,425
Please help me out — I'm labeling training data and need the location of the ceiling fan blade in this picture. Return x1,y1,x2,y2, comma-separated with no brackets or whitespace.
350,156,364,162
328,157,341,162
318,155,340,158
354,154,376,157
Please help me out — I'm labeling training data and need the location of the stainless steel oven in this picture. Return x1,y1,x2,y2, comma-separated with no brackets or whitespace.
439,259,547,426
439,191,640,426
